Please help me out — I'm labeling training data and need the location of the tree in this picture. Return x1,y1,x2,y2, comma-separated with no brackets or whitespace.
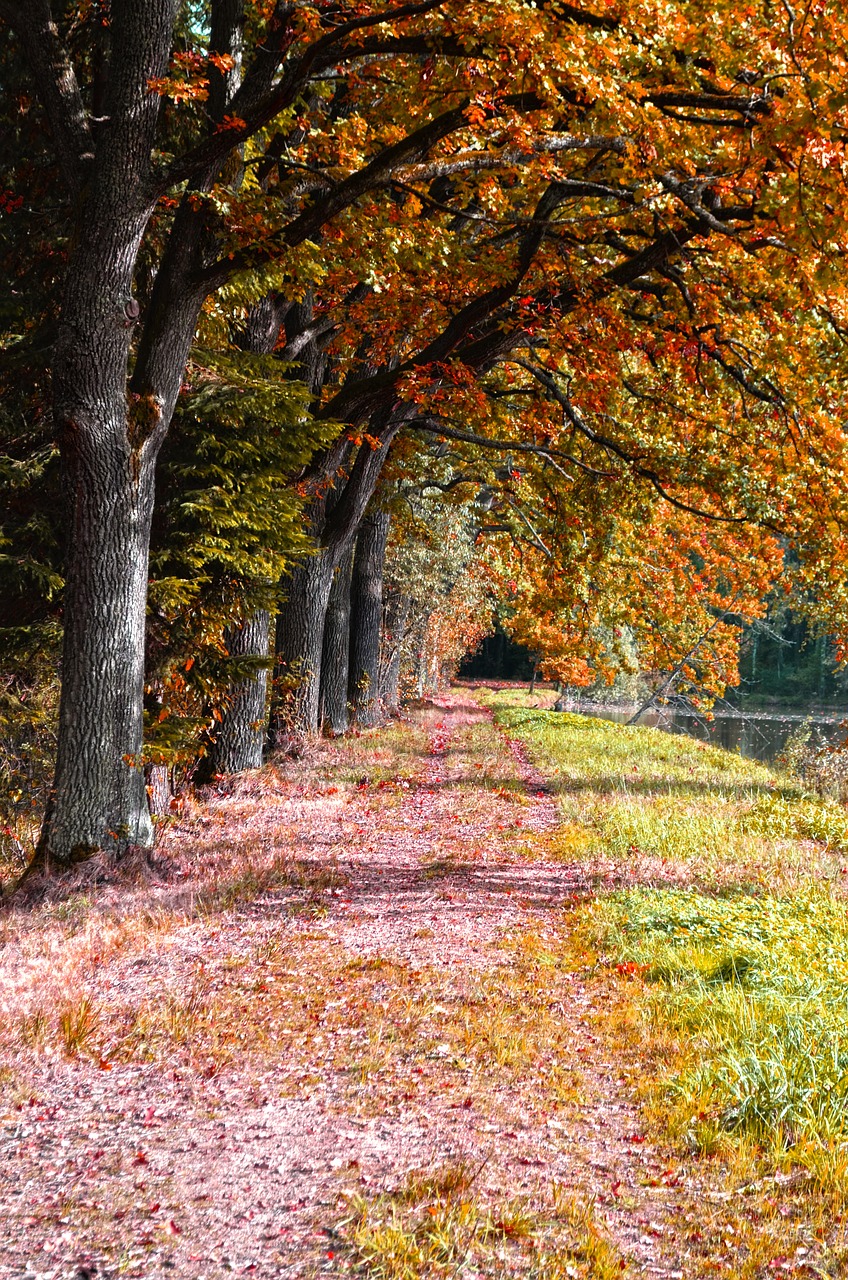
3,0,848,869
348,507,391,725
380,483,493,700
144,349,330,779
319,547,355,735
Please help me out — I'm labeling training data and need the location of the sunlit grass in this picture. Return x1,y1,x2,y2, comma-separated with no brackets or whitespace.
589,888,848,1178
343,1158,625,1280
484,699,848,890
496,699,848,1213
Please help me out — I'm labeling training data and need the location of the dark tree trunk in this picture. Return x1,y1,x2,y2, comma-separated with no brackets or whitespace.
320,548,354,735
21,0,190,868
273,552,337,739
348,510,390,727
381,591,410,715
271,416,403,737
209,610,271,773
44,431,160,859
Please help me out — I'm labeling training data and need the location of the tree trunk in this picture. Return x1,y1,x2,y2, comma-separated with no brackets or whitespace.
411,614,430,700
209,610,271,773
271,416,403,738
381,591,410,715
320,548,354,736
41,426,158,862
145,764,172,819
273,552,336,739
22,0,191,868
349,510,390,727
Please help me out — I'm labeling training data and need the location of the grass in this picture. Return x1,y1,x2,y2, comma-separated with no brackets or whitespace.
492,696,848,1218
9,690,848,1276
342,1159,625,1280
59,990,100,1056
484,695,848,891
590,888,848,1180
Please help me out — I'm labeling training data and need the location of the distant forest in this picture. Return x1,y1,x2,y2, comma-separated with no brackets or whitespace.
462,613,848,709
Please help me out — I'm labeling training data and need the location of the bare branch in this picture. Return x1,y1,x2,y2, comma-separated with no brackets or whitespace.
409,418,612,478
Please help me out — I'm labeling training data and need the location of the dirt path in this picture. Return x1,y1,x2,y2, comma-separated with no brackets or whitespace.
0,694,698,1279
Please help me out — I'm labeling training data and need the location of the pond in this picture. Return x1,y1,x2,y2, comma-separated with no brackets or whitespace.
566,702,848,766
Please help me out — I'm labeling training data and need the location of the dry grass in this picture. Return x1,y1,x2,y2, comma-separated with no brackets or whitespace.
5,692,844,1277
343,1166,625,1280
496,695,848,1275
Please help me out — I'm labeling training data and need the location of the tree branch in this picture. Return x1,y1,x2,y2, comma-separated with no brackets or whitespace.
153,0,448,195
516,360,753,524
408,418,613,478
625,608,734,724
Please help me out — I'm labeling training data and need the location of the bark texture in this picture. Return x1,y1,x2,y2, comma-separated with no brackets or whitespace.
48,432,159,856
209,610,271,773
320,549,354,736
381,590,411,715
273,553,337,740
37,0,181,862
144,764,172,819
348,510,391,727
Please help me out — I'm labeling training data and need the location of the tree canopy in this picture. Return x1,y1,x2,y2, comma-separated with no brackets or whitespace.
2,0,848,868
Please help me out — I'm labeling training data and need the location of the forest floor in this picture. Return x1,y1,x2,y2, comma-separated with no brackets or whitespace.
0,689,846,1279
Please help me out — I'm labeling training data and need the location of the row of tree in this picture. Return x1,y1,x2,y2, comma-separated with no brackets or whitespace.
3,0,848,875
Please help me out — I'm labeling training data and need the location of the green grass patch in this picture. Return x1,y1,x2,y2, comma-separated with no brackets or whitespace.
591,888,848,1163
493,699,848,1195
486,702,848,887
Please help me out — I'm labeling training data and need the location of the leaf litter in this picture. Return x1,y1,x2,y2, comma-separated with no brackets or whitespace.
0,693,720,1278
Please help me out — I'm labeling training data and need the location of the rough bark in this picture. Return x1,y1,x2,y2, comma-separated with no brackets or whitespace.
30,0,181,864
45,429,159,858
209,610,271,773
144,764,172,819
24,0,252,865
273,553,337,740
320,548,355,736
348,510,391,727
381,591,411,715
